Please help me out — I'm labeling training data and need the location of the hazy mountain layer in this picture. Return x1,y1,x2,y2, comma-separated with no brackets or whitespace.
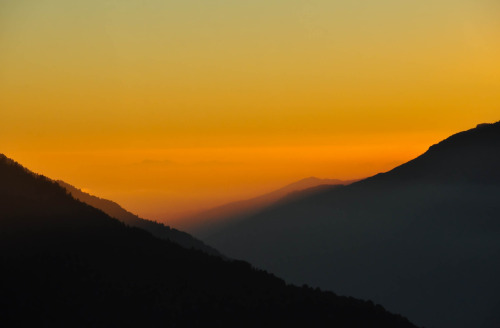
0,154,416,328
203,122,500,328
181,177,357,237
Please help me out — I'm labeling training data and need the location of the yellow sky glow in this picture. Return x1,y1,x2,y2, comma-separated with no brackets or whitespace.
1,0,499,224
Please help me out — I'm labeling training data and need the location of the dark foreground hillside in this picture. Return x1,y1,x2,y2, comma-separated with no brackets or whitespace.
0,154,416,328
203,122,500,328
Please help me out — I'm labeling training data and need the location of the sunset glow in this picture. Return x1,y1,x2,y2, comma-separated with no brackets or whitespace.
1,0,499,224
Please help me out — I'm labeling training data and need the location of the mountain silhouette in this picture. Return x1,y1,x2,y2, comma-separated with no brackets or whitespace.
57,180,221,257
179,177,357,236
0,154,416,328
202,122,500,328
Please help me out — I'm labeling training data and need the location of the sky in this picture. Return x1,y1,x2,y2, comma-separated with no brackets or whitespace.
1,0,499,224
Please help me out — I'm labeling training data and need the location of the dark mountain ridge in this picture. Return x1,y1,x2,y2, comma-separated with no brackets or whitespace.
0,154,416,328
203,121,500,328
57,180,221,256
363,122,500,184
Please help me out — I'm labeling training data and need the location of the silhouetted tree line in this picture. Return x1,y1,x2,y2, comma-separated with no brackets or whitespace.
57,180,222,256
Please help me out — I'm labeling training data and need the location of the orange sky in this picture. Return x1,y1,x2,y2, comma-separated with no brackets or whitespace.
1,1,499,225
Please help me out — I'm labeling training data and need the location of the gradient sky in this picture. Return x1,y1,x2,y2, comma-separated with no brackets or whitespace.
1,0,499,224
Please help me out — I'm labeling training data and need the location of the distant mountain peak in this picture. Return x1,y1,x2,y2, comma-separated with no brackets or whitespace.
177,176,357,235
298,177,323,182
